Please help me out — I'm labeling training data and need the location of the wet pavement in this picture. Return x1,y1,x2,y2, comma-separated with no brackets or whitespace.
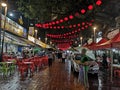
0,60,120,90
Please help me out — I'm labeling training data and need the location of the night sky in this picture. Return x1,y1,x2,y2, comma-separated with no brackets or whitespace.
8,0,17,10
7,0,29,29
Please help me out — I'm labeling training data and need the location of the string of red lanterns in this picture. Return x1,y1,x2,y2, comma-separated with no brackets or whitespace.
51,34,79,40
46,21,93,39
57,43,71,50
52,40,73,43
35,0,102,28
36,20,94,30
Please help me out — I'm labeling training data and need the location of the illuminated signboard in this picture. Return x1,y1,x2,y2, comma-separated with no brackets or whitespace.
29,27,34,36
28,35,46,48
1,14,27,38
28,35,35,43
36,39,46,48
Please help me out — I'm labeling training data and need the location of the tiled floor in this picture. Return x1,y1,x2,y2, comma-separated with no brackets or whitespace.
0,60,120,90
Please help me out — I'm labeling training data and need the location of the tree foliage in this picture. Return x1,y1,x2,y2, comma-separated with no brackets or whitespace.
17,0,75,22
16,0,96,22
16,0,103,44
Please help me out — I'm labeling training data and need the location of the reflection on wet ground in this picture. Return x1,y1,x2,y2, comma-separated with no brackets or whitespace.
0,60,120,90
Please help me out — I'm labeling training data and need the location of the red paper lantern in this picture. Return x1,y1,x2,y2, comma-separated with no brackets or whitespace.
60,19,63,23
81,27,85,30
81,9,86,14
56,21,59,24
78,28,81,31
64,17,68,21
42,24,46,28
75,30,77,33
73,24,76,27
88,5,93,10
69,15,74,19
45,24,48,28
85,25,88,28
61,26,64,29
72,31,74,33
69,25,72,28
77,23,80,27
35,24,41,27
50,26,53,29
89,23,92,26
57,26,60,29
54,26,57,29
52,22,55,25
96,0,102,6
82,22,85,26
49,23,52,25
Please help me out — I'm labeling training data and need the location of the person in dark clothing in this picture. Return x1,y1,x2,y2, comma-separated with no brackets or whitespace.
48,52,53,67
58,52,62,62
102,54,108,69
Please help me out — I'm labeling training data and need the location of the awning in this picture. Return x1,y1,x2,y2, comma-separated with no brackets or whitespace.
4,32,36,46
87,42,96,49
111,32,120,48
97,38,108,45
95,32,120,50
20,38,36,46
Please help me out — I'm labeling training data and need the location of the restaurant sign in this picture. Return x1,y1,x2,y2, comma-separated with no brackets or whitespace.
1,14,27,38
28,35,46,48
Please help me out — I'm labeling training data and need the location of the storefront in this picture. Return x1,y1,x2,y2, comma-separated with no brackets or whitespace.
0,14,36,54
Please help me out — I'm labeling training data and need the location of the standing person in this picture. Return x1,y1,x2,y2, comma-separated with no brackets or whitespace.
62,52,66,63
102,53,108,69
48,51,53,67
78,49,89,88
58,51,62,62
52,51,55,62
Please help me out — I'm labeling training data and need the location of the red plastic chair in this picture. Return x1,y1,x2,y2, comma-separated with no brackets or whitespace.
114,69,120,78
42,56,48,66
17,61,28,80
32,57,42,71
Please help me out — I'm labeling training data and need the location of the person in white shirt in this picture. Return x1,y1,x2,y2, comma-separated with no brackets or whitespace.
62,52,66,63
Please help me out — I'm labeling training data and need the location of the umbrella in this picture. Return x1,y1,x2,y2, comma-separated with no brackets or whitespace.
86,51,96,60
34,47,42,53
75,46,89,53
